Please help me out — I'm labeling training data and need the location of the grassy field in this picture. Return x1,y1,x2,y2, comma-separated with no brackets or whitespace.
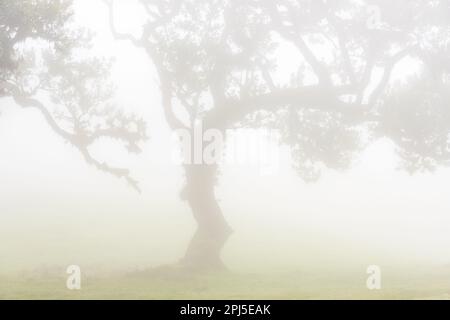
1,265,450,300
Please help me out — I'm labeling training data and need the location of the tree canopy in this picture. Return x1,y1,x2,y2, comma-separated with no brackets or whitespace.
106,0,450,180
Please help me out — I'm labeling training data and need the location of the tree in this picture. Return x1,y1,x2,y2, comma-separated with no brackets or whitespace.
104,0,450,270
0,0,146,189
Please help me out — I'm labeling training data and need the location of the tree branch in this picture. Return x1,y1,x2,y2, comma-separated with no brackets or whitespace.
368,47,420,107
10,84,141,192
103,0,143,47
206,84,368,128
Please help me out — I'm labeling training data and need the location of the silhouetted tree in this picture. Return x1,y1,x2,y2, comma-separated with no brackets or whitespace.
0,0,146,189
104,0,450,270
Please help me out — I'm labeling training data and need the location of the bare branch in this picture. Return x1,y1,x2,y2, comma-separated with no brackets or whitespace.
103,0,143,47
267,3,332,86
368,47,420,107
78,146,141,192
9,83,141,192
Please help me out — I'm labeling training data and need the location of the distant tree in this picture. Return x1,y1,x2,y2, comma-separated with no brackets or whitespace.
113,0,450,270
0,0,146,189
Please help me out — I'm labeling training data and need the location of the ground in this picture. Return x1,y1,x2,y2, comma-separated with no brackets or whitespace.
1,265,450,299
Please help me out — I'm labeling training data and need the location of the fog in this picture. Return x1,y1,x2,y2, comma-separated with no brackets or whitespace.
1,0,450,298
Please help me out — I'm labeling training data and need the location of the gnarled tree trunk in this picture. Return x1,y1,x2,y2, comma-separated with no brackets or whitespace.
180,164,232,270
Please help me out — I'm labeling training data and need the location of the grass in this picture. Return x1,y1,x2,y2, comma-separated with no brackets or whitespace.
1,265,450,300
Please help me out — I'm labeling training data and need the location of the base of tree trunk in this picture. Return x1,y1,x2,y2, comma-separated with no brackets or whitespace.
129,223,232,278
180,224,233,272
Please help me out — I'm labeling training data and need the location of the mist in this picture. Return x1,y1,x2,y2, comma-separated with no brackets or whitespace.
1,0,450,299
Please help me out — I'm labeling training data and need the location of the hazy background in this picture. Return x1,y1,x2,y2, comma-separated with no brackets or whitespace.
1,1,450,298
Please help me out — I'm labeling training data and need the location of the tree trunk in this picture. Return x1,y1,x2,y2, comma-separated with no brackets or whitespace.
180,164,232,270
